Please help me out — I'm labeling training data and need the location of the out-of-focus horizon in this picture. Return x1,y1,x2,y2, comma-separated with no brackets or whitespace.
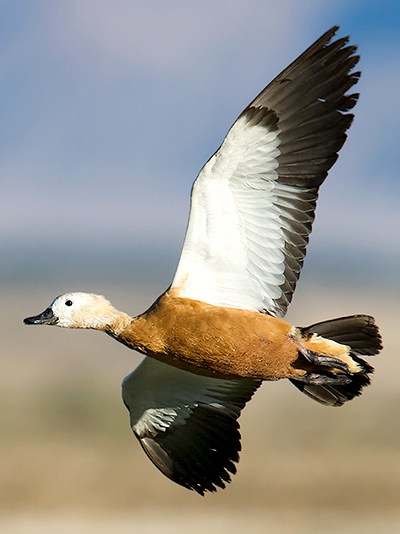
1,1,399,276
1,2,399,533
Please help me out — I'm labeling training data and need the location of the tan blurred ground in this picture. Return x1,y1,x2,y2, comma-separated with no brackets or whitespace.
1,282,399,533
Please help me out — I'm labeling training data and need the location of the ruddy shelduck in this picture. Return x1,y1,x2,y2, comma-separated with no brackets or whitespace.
24,27,382,495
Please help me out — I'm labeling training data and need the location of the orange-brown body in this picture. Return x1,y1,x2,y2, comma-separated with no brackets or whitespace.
115,291,348,380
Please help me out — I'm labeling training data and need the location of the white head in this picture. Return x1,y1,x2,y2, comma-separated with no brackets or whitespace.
24,292,125,331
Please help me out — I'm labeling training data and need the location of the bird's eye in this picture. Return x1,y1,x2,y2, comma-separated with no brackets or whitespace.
65,300,73,307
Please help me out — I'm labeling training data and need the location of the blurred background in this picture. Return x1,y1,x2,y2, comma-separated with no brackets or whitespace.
1,1,399,532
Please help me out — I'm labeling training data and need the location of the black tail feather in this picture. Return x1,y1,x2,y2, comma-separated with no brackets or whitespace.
299,314,382,355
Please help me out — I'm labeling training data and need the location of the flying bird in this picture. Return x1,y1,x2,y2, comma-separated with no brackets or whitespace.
24,27,382,495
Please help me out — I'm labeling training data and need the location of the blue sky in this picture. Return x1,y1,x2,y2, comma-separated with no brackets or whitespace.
1,1,399,286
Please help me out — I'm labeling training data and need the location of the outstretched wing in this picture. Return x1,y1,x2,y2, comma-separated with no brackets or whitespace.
171,26,360,317
122,357,260,495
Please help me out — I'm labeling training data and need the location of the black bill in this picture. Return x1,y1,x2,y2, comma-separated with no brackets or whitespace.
24,307,58,325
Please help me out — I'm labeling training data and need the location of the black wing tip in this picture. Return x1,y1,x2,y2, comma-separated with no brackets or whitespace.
329,24,340,34
172,466,235,496
312,26,341,48
165,443,240,495
136,402,251,495
295,24,358,67
318,25,354,50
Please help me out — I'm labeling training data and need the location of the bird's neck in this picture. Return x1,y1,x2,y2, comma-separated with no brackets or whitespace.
103,311,132,337
87,303,132,336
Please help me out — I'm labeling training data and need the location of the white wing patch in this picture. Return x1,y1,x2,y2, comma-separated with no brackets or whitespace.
172,112,285,312
133,407,188,437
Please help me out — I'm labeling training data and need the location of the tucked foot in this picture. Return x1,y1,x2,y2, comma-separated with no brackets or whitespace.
298,346,350,373
293,372,351,386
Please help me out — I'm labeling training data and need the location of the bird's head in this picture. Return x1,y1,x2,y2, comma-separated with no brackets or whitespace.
23,292,122,330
